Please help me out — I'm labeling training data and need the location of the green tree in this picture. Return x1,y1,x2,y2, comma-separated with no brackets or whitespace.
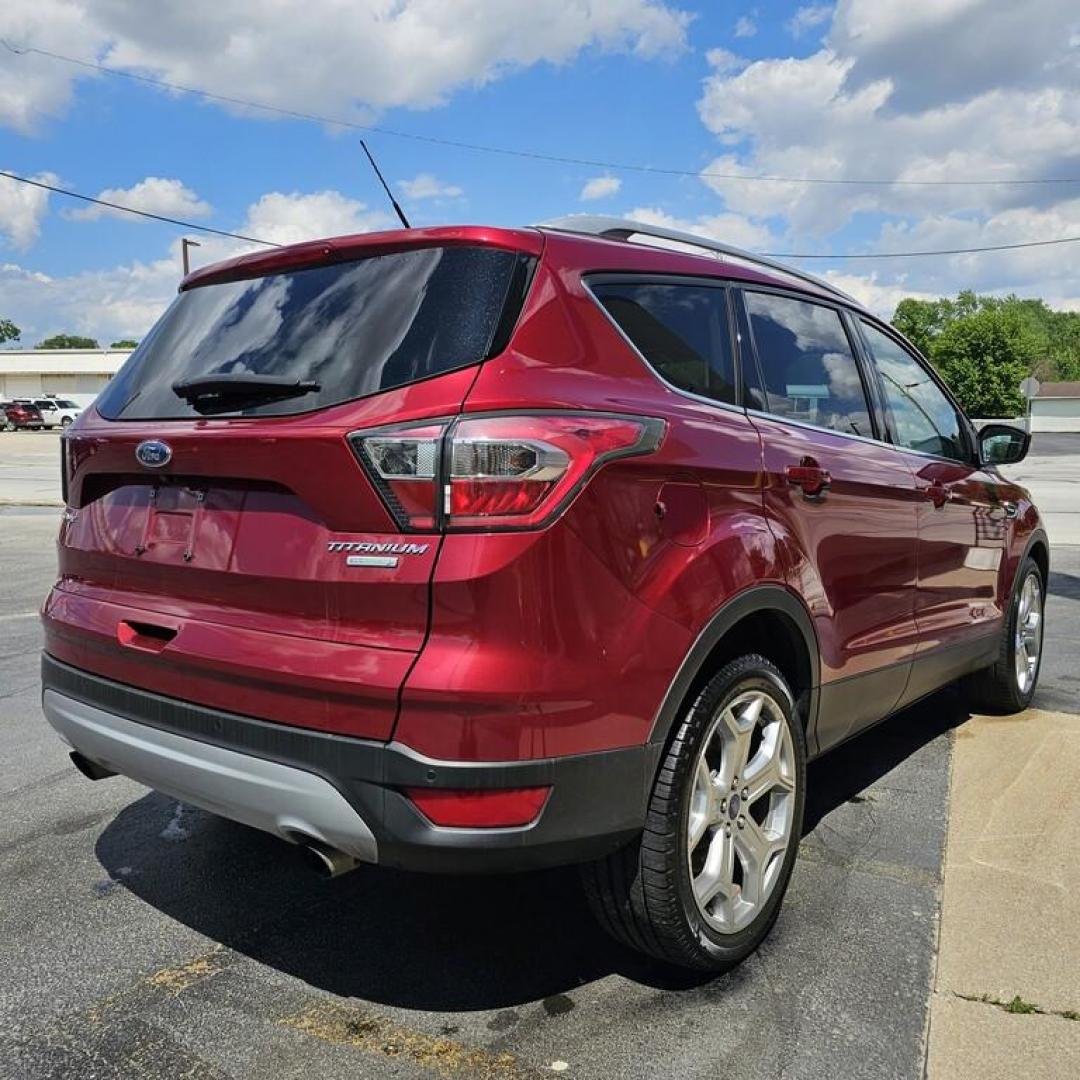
932,306,1032,417
0,317,20,345
110,339,139,349
35,334,100,349
892,297,956,356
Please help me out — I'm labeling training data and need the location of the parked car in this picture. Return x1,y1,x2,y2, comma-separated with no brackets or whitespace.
2,400,45,431
13,397,82,429
41,217,1047,972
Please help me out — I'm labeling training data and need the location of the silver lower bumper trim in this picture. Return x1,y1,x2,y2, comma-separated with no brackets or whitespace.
43,689,378,863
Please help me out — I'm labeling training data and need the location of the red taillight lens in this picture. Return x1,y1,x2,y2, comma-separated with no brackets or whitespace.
403,786,551,828
351,422,444,530
350,412,664,533
447,414,662,529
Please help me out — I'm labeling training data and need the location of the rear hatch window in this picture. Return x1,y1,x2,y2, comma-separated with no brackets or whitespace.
96,245,526,420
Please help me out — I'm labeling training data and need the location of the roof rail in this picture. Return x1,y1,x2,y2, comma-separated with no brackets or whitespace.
537,215,857,305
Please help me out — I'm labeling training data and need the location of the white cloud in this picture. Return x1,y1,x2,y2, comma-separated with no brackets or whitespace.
0,170,55,249
64,177,211,223
734,16,756,38
236,190,391,248
623,206,776,253
0,0,691,133
786,5,832,39
0,189,393,343
579,176,622,201
399,173,464,200
693,0,1080,306
818,271,937,318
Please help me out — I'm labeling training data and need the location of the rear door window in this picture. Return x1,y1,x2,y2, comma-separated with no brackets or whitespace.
96,246,527,419
590,280,736,405
743,291,873,439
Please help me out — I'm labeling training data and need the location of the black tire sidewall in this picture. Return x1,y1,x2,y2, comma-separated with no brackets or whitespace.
669,662,807,965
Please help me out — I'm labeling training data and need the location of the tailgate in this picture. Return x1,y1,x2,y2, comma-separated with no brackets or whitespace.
44,238,540,740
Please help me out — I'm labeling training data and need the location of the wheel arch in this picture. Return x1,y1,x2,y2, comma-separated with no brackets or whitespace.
1023,529,1049,589
647,585,821,756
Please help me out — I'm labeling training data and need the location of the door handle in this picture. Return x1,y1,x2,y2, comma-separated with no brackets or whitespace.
920,481,950,509
785,461,831,500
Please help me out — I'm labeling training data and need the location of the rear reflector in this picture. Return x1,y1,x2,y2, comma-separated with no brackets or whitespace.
350,412,664,532
402,786,551,828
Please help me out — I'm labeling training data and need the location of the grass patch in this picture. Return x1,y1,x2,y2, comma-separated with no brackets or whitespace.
956,992,1078,1021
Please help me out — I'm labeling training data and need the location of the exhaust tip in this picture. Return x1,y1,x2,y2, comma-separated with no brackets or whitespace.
70,751,117,782
300,839,361,879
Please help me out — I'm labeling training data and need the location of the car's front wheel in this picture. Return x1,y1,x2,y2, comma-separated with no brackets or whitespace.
966,556,1045,713
61,416,73,427
581,654,806,971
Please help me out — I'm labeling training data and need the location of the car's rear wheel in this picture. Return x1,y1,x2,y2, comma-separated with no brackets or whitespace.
581,654,806,971
966,556,1045,713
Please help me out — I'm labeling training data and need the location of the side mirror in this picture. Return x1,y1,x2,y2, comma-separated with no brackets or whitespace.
978,423,1030,467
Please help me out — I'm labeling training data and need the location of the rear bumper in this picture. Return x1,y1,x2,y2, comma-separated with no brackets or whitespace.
42,654,655,873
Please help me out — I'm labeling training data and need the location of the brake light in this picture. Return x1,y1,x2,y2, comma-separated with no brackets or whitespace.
60,434,71,505
403,786,551,828
350,412,664,532
353,421,444,530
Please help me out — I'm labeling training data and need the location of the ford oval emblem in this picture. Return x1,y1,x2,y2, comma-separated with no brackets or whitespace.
135,439,172,469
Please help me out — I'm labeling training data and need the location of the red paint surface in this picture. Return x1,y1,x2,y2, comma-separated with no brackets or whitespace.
46,224,1044,764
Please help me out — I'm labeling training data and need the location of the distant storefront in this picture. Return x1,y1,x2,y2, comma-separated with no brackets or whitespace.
0,349,132,407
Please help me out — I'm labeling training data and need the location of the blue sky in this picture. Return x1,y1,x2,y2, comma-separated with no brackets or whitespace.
1,1,1078,344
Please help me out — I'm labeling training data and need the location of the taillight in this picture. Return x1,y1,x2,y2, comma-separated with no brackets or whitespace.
350,412,664,532
60,434,71,505
353,421,444,530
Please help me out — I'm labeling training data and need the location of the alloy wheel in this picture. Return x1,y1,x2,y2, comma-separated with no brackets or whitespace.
687,689,797,933
1014,573,1043,695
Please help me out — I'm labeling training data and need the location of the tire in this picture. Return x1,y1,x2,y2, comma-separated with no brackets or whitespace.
61,416,73,428
966,556,1045,714
581,654,807,971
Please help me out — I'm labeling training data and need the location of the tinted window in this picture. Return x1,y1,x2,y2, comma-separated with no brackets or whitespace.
744,292,872,439
591,281,735,405
861,321,968,462
97,246,523,419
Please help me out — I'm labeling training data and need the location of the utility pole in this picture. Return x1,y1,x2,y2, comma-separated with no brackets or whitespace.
181,238,201,276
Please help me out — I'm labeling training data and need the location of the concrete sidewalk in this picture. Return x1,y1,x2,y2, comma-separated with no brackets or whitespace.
927,626,1080,1079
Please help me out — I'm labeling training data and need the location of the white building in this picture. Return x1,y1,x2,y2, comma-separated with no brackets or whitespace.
0,349,132,407
1030,381,1080,433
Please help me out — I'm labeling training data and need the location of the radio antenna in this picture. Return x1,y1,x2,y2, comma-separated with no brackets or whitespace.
360,140,410,229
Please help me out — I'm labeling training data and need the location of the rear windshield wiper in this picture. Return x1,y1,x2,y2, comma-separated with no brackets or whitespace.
172,374,321,411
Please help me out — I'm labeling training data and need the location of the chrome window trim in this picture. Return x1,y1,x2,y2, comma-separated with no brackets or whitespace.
744,408,894,450
581,277,747,418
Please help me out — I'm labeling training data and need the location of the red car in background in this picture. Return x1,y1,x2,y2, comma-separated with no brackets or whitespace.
2,400,45,430
40,217,1046,971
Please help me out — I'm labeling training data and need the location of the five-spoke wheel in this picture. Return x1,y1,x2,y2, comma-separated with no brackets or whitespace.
581,654,806,971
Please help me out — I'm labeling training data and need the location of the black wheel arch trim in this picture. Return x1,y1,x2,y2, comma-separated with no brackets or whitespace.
646,584,821,753
1018,528,1050,588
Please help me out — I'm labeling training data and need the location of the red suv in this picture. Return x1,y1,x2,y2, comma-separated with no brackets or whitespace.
41,217,1046,971
3,400,45,430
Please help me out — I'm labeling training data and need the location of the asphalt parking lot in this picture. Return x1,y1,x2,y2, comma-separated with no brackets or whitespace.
2,435,1078,1079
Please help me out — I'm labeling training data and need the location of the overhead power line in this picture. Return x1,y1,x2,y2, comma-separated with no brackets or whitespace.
3,169,1079,261
4,39,1080,189
766,236,1080,259
0,170,277,246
